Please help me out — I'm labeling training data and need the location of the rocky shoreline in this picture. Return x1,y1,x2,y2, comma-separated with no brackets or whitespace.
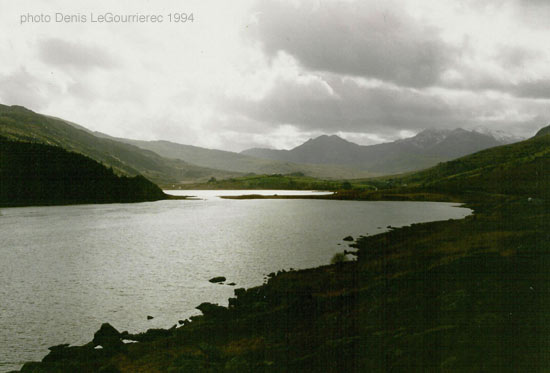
14,192,550,372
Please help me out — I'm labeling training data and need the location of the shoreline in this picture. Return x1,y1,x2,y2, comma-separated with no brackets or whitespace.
15,191,550,372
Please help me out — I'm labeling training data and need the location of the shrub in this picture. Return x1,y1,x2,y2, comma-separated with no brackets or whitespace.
331,252,349,264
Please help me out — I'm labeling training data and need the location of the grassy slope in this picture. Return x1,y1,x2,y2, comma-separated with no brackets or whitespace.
0,105,241,184
18,133,550,372
1,137,167,207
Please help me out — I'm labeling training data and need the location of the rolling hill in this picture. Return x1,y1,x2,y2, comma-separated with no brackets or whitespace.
95,135,374,179
0,104,241,185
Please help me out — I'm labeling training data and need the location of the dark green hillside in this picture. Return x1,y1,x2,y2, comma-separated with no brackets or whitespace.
378,132,550,198
0,104,241,184
535,124,550,137
0,137,167,207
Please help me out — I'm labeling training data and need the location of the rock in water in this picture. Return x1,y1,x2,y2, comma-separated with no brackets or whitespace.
343,236,354,241
209,276,226,283
147,315,154,320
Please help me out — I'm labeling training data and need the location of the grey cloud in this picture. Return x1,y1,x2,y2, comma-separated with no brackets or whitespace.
511,79,550,99
224,71,549,140
251,0,454,88
495,45,542,69
38,38,118,70
0,68,60,110
225,74,463,135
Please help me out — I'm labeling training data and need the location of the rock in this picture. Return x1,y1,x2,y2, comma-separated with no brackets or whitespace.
178,319,185,325
209,276,226,283
93,323,122,349
234,288,246,297
227,282,236,286
343,236,354,241
196,302,227,318
147,315,154,320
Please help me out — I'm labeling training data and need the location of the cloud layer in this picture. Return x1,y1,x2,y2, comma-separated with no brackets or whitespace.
0,0,549,151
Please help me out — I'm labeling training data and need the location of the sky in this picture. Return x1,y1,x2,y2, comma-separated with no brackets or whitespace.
0,0,549,151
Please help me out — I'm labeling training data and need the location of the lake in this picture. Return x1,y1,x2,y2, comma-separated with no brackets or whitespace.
0,190,471,372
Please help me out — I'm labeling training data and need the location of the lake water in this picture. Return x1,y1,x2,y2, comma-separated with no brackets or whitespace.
0,190,471,372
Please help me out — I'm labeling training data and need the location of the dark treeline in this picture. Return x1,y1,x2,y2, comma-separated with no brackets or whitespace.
0,137,167,207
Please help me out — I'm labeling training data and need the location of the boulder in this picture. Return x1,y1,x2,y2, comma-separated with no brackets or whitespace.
209,276,226,283
343,236,354,241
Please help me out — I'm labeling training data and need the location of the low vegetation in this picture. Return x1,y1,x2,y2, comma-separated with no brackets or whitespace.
174,173,373,191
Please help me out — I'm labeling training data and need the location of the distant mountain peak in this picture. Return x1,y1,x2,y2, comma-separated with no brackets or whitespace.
472,126,524,144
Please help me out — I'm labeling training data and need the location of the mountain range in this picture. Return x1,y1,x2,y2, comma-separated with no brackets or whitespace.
242,128,520,174
0,103,527,185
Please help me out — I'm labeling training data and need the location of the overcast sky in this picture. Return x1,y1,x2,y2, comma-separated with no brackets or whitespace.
1,0,549,151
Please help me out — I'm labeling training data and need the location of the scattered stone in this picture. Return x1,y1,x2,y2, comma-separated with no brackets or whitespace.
94,345,103,350
122,339,138,344
147,315,154,320
209,276,226,283
343,236,354,241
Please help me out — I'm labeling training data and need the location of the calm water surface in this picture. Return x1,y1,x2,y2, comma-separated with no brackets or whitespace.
0,190,471,371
